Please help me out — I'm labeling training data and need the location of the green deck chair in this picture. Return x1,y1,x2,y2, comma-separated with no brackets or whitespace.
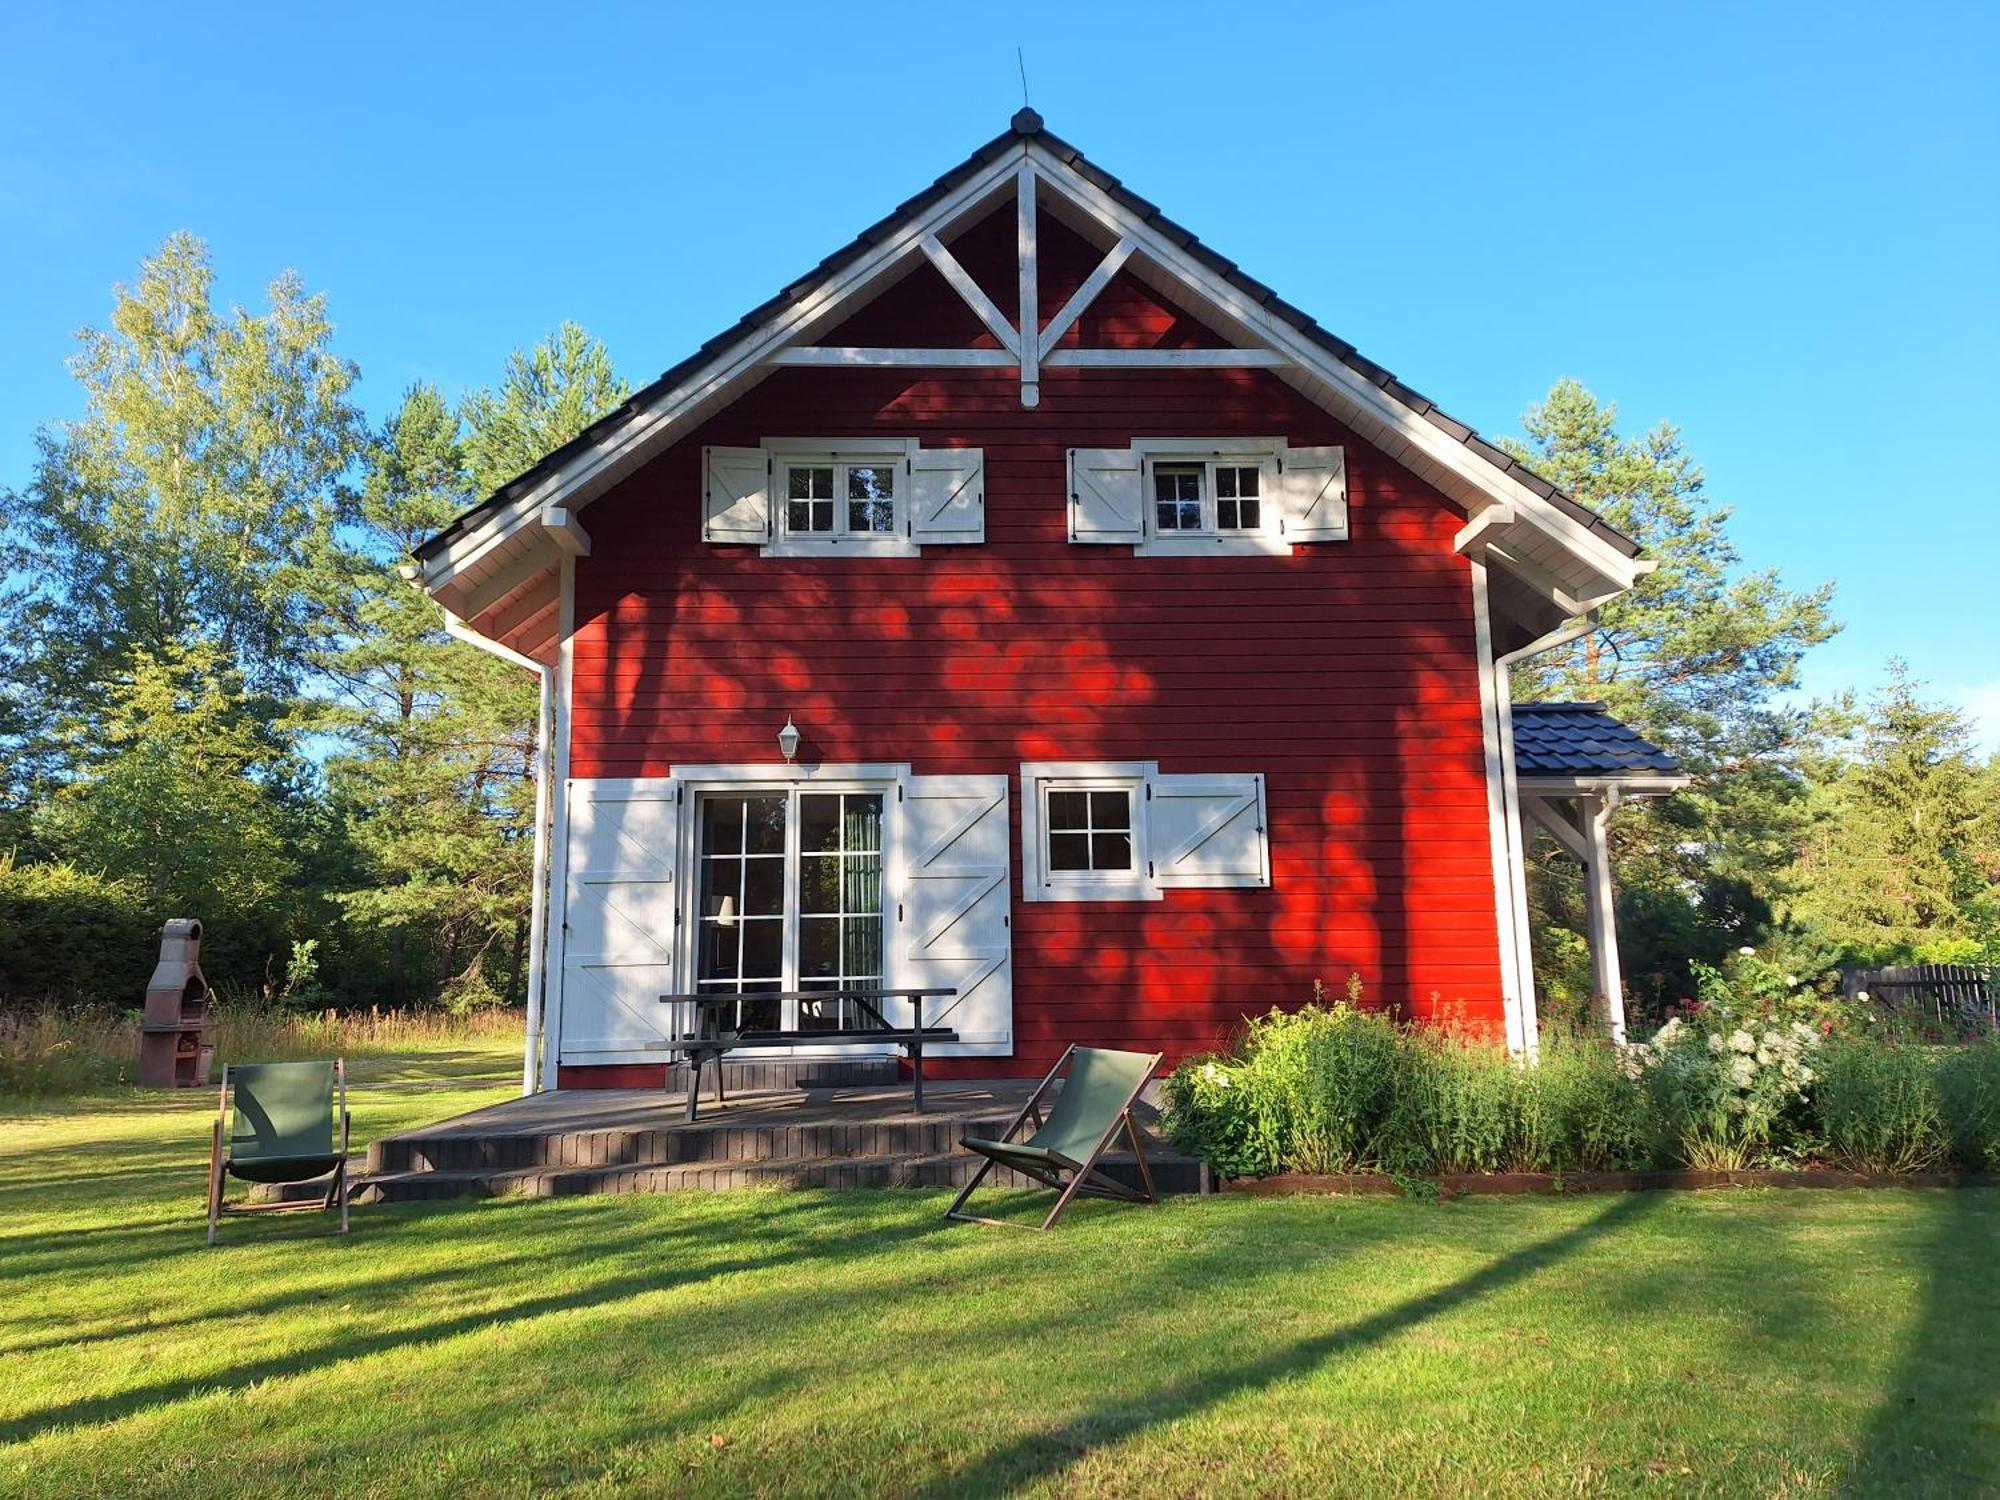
206,1059,351,1244
945,1045,1164,1231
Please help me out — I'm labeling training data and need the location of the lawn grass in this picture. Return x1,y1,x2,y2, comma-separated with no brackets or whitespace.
2,1056,1996,1497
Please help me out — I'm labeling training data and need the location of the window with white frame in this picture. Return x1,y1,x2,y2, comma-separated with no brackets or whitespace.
1067,439,1346,553
1022,761,1273,902
776,453,906,550
1025,765,1153,900
1138,446,1280,552
1152,459,1266,537
703,440,989,553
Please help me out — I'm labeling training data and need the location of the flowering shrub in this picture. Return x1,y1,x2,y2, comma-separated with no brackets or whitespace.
1627,1012,1823,1169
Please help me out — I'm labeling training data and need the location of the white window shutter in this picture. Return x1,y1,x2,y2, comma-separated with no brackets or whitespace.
557,778,684,1056
1148,772,1270,889
898,773,1013,1055
1069,447,1144,544
1278,445,1348,542
910,446,985,544
702,445,769,544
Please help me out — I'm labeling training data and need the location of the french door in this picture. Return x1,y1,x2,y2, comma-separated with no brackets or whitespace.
694,789,886,1034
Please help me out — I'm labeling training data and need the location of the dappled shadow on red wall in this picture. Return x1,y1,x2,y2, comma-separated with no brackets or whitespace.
568,214,1504,1077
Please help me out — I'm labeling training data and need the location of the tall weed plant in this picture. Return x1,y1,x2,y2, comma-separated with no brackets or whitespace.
1162,981,1651,1177
1166,962,2000,1181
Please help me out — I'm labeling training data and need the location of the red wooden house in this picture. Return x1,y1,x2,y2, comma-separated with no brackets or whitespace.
414,114,1684,1093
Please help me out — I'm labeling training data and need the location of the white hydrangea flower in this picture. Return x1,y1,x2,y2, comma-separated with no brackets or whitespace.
1739,946,1756,957
1730,1056,1756,1089
1707,1033,1726,1054
1856,991,1870,1002
1730,1030,1756,1054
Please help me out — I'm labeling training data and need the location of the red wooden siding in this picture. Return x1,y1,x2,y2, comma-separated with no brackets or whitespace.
563,206,1506,1081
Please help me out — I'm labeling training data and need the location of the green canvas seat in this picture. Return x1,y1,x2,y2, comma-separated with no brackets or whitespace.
207,1059,351,1243
947,1045,1164,1232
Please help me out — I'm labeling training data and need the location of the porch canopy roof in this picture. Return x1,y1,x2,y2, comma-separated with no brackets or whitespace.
1510,703,1690,1043
1510,701,1689,798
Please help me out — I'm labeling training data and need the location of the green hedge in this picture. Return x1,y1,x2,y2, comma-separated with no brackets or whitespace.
0,857,157,1007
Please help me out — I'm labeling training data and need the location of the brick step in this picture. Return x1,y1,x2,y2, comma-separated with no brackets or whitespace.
347,1150,1201,1204
367,1114,1020,1174
664,1056,902,1094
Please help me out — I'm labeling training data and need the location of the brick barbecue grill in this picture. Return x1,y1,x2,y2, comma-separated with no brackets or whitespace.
138,919,213,1088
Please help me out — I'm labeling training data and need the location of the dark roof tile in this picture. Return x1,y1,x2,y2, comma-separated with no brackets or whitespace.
1511,703,1683,779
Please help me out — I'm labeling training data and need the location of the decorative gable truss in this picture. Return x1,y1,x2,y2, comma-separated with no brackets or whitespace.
413,112,1650,666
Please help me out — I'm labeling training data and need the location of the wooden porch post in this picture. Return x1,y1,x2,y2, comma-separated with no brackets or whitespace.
1581,790,1626,1044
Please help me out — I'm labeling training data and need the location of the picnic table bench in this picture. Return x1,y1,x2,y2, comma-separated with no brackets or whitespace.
655,988,957,1122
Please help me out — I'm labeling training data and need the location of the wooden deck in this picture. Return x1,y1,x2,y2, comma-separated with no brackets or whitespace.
351,1062,1205,1202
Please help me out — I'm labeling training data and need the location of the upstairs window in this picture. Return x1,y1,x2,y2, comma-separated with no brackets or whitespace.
1068,439,1347,553
1152,460,1265,537
703,440,987,555
778,455,904,546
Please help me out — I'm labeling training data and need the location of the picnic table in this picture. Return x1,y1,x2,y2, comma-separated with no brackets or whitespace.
655,987,958,1122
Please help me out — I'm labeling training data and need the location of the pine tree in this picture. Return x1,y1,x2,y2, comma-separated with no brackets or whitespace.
31,640,300,982
1789,663,2000,962
459,322,632,495
1503,380,1840,1013
316,386,536,1008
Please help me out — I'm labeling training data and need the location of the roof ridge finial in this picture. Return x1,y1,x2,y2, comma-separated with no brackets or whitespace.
1012,106,1043,134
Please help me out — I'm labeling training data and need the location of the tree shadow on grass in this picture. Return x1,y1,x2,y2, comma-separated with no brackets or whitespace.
0,1204,958,1445
1840,1188,2000,1496
916,1191,1662,1498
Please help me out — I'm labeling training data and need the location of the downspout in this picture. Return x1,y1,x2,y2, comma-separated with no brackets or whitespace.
1491,614,1596,1056
438,604,555,1097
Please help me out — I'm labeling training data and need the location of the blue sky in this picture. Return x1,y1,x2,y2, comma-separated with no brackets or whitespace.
3,2,1995,745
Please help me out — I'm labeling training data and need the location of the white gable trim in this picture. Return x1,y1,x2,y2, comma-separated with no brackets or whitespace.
1017,141,1641,592
418,138,1641,619
419,146,1030,590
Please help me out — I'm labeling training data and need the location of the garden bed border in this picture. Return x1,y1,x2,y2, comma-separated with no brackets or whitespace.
1219,1169,2000,1197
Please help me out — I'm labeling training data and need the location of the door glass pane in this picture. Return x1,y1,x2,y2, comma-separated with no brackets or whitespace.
797,792,884,1031
696,794,788,1033
740,856,784,917
800,855,840,914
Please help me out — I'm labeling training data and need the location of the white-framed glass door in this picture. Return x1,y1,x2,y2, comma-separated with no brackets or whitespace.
693,787,887,1034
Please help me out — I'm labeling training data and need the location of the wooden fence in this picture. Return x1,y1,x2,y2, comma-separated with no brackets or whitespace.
1839,964,1996,1038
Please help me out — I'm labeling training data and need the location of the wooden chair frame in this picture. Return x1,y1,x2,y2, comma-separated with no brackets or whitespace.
945,1044,1163,1232
206,1058,352,1245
